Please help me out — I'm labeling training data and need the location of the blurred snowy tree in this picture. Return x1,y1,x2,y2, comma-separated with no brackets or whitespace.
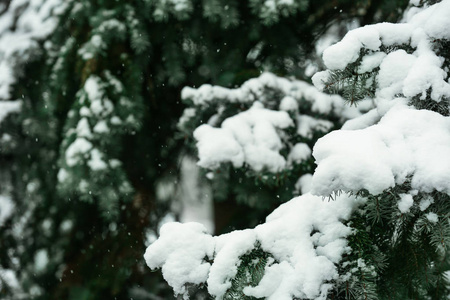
178,72,370,231
145,0,450,299
0,0,409,299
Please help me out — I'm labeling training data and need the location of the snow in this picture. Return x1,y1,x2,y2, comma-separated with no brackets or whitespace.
82,76,115,119
341,108,381,130
108,159,121,168
34,249,49,274
406,0,450,40
311,71,330,91
79,106,91,117
60,219,73,232
84,76,102,102
65,137,93,167
0,195,14,226
178,107,196,127
0,101,22,124
91,100,114,118
181,73,368,177
357,52,386,74
208,229,258,298
93,120,109,133
78,34,106,60
152,0,193,21
279,96,298,111
251,0,301,24
295,174,313,194
312,106,450,196
143,222,215,297
183,73,370,175
181,73,362,120
147,1,450,299
194,124,244,169
87,148,108,171
419,196,434,211
426,212,438,223
145,193,362,300
57,168,69,183
397,193,414,214
76,118,92,138
287,143,311,164
0,268,20,292
110,116,122,125
0,0,65,100
296,115,333,139
194,102,293,173
313,0,450,107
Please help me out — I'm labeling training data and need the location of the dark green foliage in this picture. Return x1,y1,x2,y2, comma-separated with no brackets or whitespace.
330,185,450,300
223,243,272,300
409,90,450,116
322,66,377,105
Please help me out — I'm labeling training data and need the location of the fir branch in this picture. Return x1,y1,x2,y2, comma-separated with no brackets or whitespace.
222,242,272,300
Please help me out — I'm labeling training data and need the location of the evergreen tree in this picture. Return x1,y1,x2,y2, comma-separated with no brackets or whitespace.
178,72,370,232
145,0,450,299
0,0,409,299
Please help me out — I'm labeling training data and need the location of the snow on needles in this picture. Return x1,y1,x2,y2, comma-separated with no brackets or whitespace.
146,2,450,299
145,193,361,300
311,1,450,197
194,102,293,172
0,0,65,100
183,72,366,173
312,0,450,106
312,106,450,196
181,72,362,119
144,222,215,296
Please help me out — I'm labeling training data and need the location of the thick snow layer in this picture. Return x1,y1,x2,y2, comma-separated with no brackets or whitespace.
287,143,311,164
181,72,363,124
144,222,215,297
296,115,333,139
184,73,367,174
312,106,450,196
341,108,381,131
279,96,298,112
295,174,313,194
194,102,293,172
406,0,450,40
313,0,450,105
145,193,361,300
357,52,386,74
